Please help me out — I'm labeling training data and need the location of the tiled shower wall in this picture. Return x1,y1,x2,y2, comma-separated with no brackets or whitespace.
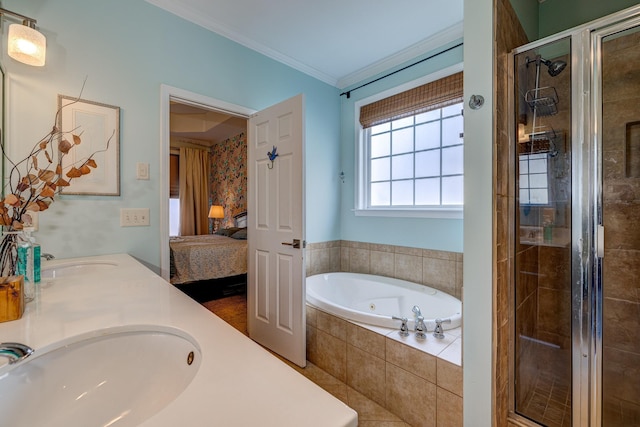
306,240,463,300
601,29,640,424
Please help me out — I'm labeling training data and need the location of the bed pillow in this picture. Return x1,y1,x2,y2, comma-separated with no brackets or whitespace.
230,228,247,240
215,227,240,236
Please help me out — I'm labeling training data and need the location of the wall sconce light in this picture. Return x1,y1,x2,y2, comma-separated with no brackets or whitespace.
208,205,225,232
0,7,46,66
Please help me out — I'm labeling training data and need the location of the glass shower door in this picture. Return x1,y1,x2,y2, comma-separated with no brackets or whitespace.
513,37,573,427
599,24,640,427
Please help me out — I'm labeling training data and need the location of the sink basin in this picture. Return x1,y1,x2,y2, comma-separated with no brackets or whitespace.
41,260,119,279
0,326,201,427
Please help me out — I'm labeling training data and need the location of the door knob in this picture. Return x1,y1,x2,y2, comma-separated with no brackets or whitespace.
281,239,301,249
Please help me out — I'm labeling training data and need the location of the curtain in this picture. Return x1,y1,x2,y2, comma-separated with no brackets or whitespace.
179,147,210,236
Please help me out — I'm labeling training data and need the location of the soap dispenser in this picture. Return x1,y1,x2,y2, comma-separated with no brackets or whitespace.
29,230,41,283
16,229,34,302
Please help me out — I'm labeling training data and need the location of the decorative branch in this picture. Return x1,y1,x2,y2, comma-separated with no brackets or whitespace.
0,81,109,275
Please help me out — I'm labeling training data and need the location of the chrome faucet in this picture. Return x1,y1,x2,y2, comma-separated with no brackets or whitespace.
0,342,34,364
41,253,55,261
412,306,427,339
392,316,410,337
412,305,422,320
433,318,452,339
414,315,427,339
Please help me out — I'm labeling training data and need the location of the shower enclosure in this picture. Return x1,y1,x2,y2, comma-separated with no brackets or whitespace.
510,6,640,427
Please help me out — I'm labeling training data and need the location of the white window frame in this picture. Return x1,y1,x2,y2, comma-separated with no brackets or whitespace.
354,63,464,219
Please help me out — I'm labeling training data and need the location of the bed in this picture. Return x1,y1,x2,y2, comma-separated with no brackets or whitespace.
169,214,248,285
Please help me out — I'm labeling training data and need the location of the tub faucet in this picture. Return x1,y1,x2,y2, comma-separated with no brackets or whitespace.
433,318,452,339
411,306,426,338
41,253,55,261
0,342,34,364
412,305,422,318
392,316,410,337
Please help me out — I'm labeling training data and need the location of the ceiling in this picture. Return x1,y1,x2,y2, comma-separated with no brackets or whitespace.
170,101,246,146
146,0,464,89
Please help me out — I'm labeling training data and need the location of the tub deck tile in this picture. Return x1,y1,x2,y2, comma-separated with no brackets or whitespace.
386,327,458,359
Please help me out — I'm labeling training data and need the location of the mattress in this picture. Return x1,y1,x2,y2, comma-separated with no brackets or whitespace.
169,234,247,285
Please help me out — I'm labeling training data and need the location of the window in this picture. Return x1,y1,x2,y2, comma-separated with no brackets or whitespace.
355,66,464,218
169,198,180,236
518,153,549,204
169,152,180,236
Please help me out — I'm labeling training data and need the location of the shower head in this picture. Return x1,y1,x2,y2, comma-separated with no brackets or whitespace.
542,59,567,77
525,55,567,77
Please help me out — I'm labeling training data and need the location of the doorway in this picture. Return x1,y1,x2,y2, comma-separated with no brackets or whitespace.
159,85,254,280
160,87,308,367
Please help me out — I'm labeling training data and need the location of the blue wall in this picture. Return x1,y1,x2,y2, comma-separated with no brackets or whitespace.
338,42,464,253
509,0,639,41
1,0,341,271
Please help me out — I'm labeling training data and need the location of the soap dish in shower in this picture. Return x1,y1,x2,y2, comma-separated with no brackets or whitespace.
525,86,559,116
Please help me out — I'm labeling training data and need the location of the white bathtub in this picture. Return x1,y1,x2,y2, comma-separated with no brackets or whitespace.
306,272,461,331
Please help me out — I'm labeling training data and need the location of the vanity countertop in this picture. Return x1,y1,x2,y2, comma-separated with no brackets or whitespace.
0,253,357,427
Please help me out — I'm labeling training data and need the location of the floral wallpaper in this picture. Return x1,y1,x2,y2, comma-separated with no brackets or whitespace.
209,132,247,232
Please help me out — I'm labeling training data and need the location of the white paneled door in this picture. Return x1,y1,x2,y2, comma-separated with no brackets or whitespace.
247,94,306,367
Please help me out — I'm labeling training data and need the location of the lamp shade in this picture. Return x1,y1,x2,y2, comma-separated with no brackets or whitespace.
208,205,224,219
8,23,46,66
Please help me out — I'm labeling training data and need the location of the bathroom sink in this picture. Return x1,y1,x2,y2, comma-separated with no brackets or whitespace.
0,326,201,427
41,260,119,279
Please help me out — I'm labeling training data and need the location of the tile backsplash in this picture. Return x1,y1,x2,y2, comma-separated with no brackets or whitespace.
306,240,463,300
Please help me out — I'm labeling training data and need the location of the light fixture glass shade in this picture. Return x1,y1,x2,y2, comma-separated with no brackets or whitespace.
8,23,46,66
208,205,224,219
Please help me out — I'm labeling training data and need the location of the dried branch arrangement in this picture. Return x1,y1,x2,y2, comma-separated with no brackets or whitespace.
0,93,113,276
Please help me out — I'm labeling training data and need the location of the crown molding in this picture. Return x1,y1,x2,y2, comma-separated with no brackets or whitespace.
146,0,338,86
336,21,464,89
147,0,462,89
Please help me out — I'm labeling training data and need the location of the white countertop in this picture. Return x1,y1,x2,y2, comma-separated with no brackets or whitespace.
0,254,357,427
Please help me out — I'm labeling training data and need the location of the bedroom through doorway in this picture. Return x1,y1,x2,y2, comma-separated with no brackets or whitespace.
166,96,249,302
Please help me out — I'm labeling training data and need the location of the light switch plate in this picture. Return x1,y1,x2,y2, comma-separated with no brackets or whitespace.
136,162,149,180
120,208,150,226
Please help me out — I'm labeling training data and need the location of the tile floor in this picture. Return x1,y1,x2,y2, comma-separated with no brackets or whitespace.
202,294,411,426
519,370,571,427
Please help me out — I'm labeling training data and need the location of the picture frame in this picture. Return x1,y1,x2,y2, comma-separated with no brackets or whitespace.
57,95,120,196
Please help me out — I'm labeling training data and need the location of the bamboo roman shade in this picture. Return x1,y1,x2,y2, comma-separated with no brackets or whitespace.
359,71,463,129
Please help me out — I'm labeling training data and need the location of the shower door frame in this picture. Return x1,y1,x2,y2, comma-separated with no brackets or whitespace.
508,5,640,427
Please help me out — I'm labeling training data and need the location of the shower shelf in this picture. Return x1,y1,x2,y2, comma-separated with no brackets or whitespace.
519,126,562,156
525,86,559,116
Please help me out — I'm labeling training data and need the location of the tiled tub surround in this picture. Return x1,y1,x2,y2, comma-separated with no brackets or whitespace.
305,241,463,426
306,306,462,427
306,241,463,300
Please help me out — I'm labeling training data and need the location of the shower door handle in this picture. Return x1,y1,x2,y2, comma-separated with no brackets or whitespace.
596,225,605,258
282,239,302,249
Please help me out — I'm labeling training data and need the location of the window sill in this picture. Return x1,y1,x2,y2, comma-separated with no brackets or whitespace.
353,208,463,219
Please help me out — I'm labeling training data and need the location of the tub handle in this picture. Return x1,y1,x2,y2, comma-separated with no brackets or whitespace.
415,315,427,340
391,316,409,337
433,318,452,339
